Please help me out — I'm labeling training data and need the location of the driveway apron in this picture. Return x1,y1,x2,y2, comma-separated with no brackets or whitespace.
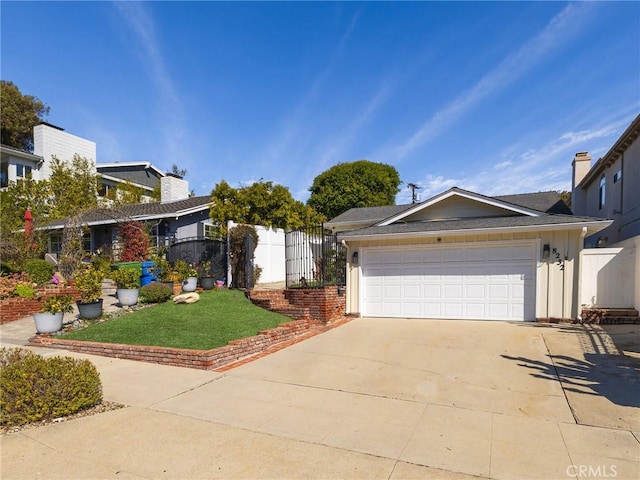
2,317,639,479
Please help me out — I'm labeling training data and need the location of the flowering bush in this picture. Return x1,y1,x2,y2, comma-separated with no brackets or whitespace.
111,268,140,289
74,263,104,303
173,260,197,281
42,295,74,314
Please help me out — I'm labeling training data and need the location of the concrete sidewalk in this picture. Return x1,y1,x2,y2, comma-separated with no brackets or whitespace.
1,317,639,479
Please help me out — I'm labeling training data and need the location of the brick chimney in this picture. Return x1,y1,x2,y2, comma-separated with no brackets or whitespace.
161,175,189,203
572,152,592,190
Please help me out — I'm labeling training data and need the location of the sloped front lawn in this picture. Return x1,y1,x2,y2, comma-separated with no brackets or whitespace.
61,290,289,350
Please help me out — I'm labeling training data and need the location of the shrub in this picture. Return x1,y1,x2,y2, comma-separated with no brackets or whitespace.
0,272,32,299
118,221,151,261
24,259,55,285
14,282,38,299
74,263,104,303
0,348,103,427
0,261,20,275
42,294,74,314
111,267,140,289
139,282,172,304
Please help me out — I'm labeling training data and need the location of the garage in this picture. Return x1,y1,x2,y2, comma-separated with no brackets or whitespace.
361,242,536,321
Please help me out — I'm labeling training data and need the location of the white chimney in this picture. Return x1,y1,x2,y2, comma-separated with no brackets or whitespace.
161,176,189,202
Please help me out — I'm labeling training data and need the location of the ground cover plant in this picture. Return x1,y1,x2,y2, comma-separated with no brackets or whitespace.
61,289,289,350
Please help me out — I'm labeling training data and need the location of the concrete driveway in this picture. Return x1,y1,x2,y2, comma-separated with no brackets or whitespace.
2,317,639,479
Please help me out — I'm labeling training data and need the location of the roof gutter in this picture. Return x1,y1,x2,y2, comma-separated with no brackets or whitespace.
338,220,613,242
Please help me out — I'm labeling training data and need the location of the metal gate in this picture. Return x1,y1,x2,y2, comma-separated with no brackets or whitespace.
167,237,227,281
285,225,345,288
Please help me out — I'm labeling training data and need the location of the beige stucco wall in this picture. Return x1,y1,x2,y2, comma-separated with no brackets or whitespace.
344,228,585,320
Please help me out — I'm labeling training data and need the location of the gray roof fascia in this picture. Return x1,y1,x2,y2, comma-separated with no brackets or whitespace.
339,218,612,242
1,145,44,163
578,113,640,189
377,187,542,226
97,161,167,178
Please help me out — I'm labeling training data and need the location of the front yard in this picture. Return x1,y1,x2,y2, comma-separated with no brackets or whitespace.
62,289,289,350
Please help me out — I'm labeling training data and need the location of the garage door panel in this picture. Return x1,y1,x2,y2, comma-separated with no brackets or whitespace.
361,244,536,321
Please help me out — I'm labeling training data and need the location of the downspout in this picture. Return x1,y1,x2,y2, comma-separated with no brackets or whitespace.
341,240,350,314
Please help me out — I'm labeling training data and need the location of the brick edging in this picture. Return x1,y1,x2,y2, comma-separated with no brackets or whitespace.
27,316,353,371
1,286,80,324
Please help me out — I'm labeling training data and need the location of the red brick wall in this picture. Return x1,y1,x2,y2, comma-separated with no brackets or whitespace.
27,318,324,370
0,286,80,324
284,286,346,322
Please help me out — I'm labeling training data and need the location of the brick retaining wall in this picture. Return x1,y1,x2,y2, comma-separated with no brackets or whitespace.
27,317,327,370
0,286,80,324
284,286,346,322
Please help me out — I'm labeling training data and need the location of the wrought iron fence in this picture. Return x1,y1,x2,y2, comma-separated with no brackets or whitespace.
167,237,227,281
285,225,345,288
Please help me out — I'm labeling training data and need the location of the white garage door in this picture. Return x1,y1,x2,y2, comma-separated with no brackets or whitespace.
361,243,536,321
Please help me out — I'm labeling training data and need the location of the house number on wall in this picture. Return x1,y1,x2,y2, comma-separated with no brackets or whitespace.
552,247,564,271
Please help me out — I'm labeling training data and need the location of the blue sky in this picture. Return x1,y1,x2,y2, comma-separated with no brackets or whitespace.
2,1,638,204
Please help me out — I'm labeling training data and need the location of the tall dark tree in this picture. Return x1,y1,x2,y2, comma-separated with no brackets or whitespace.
0,81,50,152
307,160,401,220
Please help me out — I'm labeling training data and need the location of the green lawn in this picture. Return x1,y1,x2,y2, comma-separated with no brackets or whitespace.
61,289,289,350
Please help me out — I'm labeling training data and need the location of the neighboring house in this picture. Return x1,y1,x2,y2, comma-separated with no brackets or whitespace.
1,123,169,203
571,113,640,311
328,188,610,322
0,144,43,188
572,113,640,247
43,176,212,259
96,161,166,203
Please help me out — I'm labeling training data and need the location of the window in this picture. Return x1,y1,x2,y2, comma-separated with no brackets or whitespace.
16,164,32,180
613,170,622,183
49,233,63,255
599,174,606,209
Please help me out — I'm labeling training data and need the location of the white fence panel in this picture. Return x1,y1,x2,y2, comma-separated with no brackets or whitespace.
580,247,636,308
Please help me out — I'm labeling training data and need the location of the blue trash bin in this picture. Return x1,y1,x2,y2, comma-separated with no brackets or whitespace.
140,261,156,286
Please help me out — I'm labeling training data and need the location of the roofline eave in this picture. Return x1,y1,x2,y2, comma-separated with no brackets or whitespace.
338,220,613,242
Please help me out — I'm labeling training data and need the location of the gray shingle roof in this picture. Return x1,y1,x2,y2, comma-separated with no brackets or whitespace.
328,190,571,226
327,204,412,225
494,191,572,214
45,195,211,228
339,213,610,238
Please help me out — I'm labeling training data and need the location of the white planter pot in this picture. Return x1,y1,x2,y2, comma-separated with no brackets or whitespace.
33,312,64,334
182,277,198,292
117,288,139,306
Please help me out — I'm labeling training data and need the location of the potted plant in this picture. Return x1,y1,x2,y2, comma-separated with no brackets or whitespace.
111,267,140,306
33,294,74,334
174,260,198,292
153,257,173,290
197,260,216,290
74,263,105,319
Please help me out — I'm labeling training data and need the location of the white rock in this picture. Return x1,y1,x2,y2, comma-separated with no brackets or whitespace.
173,292,200,304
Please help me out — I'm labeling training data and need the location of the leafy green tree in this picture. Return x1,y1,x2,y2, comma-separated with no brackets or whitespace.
113,181,146,206
307,160,401,220
49,155,98,218
0,178,52,259
209,180,323,234
1,81,50,152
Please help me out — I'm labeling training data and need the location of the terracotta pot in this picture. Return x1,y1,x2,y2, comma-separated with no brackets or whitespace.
172,283,182,296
